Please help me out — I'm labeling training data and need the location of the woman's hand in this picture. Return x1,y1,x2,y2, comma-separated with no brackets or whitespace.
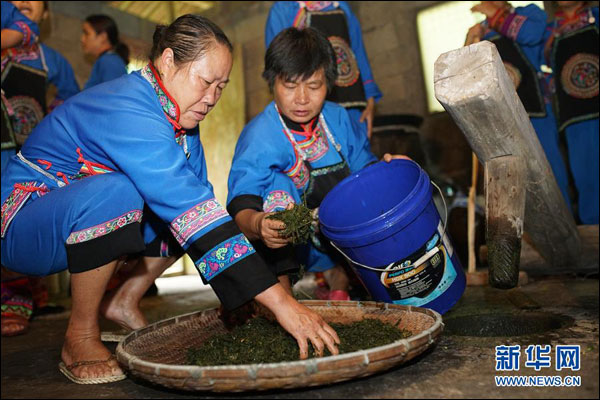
255,284,340,359
382,153,411,162
311,207,320,234
235,208,291,248
465,23,485,46
359,97,376,139
470,1,502,18
256,212,290,249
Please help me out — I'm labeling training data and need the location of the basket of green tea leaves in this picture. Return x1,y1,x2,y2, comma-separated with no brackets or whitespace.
116,300,443,392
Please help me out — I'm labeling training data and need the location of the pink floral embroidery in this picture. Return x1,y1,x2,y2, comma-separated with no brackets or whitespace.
285,157,310,189
263,190,296,212
66,210,143,245
297,121,329,162
169,198,229,246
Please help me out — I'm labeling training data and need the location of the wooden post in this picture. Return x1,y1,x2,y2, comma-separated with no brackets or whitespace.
486,155,526,288
433,41,581,269
468,152,479,274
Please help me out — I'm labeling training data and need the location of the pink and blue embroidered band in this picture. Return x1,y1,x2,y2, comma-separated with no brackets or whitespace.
169,198,229,246
65,209,143,244
194,234,255,281
263,190,296,212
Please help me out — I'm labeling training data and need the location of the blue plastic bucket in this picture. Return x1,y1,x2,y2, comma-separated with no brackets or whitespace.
319,159,465,314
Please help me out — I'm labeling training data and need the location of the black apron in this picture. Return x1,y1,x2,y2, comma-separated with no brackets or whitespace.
489,34,546,117
291,127,351,252
1,99,15,150
1,61,48,148
302,155,350,209
551,24,599,131
306,9,367,109
303,151,350,254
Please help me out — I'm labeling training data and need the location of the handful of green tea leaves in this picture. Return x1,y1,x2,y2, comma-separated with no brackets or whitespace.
266,202,313,245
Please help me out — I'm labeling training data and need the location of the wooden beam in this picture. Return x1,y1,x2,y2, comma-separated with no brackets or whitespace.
433,41,581,269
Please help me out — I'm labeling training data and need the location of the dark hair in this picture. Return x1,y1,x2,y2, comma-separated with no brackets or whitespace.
262,27,337,92
85,14,129,64
149,14,232,66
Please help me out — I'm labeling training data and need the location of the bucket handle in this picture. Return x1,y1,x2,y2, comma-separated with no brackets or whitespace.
328,180,448,272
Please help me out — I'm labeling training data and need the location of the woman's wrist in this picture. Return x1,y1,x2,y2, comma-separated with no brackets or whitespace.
234,209,264,240
254,283,290,311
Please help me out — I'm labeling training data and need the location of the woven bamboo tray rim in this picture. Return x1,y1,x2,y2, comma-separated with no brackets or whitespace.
116,300,443,391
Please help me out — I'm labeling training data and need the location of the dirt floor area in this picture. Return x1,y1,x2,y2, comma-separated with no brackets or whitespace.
1,226,598,399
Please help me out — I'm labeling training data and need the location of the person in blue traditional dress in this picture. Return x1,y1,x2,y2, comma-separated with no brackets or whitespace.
80,14,129,90
1,0,79,337
1,15,340,384
265,1,382,140
543,1,598,225
466,1,572,210
1,0,39,50
227,27,407,303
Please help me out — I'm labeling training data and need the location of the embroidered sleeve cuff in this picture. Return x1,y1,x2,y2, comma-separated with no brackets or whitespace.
186,220,278,310
226,194,264,217
262,190,296,213
169,198,230,247
12,21,38,46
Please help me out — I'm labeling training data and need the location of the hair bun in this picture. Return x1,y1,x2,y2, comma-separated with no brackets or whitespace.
153,25,167,44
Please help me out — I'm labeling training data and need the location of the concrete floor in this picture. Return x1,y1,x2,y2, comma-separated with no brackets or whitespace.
2,226,598,399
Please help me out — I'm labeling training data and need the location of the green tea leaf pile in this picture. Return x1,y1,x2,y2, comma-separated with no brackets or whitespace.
187,317,412,366
266,202,313,245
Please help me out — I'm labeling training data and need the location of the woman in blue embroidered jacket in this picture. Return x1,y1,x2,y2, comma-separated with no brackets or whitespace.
1,0,80,337
80,14,129,89
227,27,406,303
544,1,598,225
1,15,339,384
265,1,382,139
2,0,80,169
465,1,572,209
1,0,38,49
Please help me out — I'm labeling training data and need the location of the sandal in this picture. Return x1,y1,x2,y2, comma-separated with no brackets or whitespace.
100,329,131,342
58,355,126,384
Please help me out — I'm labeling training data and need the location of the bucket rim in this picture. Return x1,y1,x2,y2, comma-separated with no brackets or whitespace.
320,159,429,234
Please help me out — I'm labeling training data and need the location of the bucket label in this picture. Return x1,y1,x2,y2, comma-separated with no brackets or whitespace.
379,222,457,306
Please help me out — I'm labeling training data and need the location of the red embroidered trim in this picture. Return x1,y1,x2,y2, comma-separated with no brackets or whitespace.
56,172,69,185
555,5,588,23
37,160,52,170
289,118,318,143
13,183,48,193
76,148,114,175
489,7,510,33
148,62,181,123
